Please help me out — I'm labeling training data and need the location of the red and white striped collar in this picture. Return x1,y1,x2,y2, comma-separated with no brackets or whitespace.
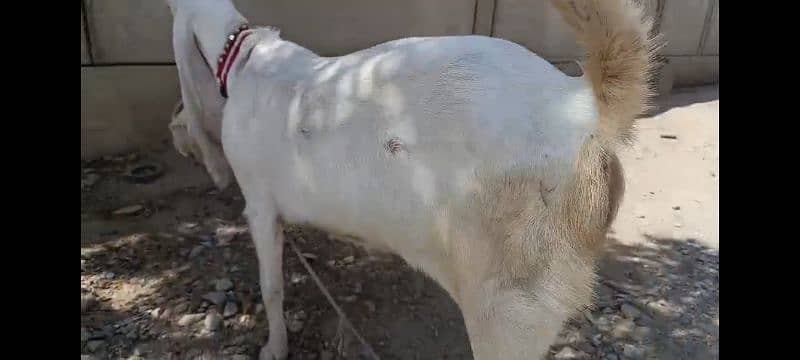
214,23,252,98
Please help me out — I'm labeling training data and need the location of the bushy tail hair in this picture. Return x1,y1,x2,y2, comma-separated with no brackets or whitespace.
551,0,663,145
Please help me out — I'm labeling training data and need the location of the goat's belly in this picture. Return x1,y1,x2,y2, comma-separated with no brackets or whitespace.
274,157,453,253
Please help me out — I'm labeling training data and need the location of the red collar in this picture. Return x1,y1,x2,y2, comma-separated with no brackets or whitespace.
215,24,252,98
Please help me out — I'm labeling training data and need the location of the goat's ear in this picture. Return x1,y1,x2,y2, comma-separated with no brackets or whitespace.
172,11,224,123
171,11,234,189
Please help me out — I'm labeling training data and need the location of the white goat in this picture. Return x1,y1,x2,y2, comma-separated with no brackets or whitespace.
166,0,659,358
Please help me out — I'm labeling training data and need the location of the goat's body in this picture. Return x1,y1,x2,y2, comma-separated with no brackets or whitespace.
225,33,596,284
166,0,657,357
225,34,598,250
221,33,607,358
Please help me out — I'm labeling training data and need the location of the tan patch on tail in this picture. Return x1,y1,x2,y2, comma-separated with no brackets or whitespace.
551,0,664,145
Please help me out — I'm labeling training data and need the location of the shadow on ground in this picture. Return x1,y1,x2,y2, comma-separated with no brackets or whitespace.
553,235,719,359
648,85,719,117
82,179,718,359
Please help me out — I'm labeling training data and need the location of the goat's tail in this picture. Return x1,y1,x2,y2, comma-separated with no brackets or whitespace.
551,0,662,145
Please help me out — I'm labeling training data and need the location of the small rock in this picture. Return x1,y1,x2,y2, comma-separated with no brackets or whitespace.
646,300,670,315
560,331,582,345
294,310,307,320
342,255,355,264
202,292,228,307
659,134,677,140
198,302,210,313
159,307,172,320
584,311,609,329
583,310,596,325
326,260,336,267
611,318,635,339
554,346,588,359
86,340,105,352
287,318,304,333
290,273,308,285
223,302,239,318
301,252,318,260
131,347,147,357
174,302,189,314
672,205,681,210
238,314,256,329
178,313,205,326
188,245,205,259
204,312,223,331
591,334,603,346
341,295,357,303
200,234,216,247
632,326,651,342
101,271,116,279
149,307,161,318
177,222,200,235
215,226,241,246
255,304,264,314
605,353,620,360
112,204,144,216
286,310,306,333
82,173,100,188
620,303,642,319
215,278,234,291
622,344,645,359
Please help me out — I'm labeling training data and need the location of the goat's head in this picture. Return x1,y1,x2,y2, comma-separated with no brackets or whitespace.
166,0,246,189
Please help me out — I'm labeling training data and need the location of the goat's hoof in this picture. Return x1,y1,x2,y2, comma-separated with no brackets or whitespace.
259,342,288,360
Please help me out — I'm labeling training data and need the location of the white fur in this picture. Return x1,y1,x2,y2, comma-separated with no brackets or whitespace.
228,32,597,244
166,1,615,359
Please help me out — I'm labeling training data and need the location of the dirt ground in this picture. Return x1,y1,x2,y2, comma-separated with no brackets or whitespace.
81,85,719,360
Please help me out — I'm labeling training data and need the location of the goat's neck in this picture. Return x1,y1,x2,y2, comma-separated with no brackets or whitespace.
192,8,248,75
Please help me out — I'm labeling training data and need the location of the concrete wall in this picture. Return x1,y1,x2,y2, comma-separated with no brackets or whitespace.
81,0,719,159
